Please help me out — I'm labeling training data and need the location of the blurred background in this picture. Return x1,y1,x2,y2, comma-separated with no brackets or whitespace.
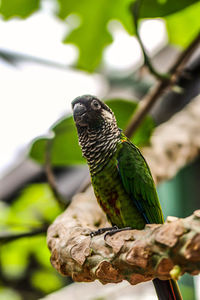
0,0,200,299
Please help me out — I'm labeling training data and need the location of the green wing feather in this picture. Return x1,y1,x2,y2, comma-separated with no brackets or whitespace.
117,140,164,225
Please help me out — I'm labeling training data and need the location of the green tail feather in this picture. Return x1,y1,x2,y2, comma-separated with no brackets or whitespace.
153,279,182,300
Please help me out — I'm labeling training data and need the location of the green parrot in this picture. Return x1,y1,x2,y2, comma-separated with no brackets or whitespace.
72,94,182,300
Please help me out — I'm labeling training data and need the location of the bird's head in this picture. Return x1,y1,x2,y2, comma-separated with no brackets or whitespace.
72,95,116,131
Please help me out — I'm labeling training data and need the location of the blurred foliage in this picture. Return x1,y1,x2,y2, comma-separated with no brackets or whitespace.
31,269,64,293
0,0,199,299
0,0,199,71
0,184,63,298
0,0,40,19
0,287,21,300
59,0,134,72
29,99,155,165
138,0,198,17
166,2,200,47
0,184,61,232
54,0,200,71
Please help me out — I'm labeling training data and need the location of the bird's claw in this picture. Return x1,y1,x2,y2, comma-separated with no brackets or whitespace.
90,225,118,237
104,226,132,240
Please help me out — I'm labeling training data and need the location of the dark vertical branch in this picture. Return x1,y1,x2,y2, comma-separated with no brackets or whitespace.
45,139,69,208
125,81,169,138
124,30,200,138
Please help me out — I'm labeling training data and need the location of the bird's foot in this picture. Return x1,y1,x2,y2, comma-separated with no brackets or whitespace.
104,227,132,240
90,225,118,237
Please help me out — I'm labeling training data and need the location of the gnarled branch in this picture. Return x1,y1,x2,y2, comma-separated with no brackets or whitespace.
48,193,200,284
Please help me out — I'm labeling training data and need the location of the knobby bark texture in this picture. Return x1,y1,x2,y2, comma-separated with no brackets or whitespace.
48,198,200,284
47,95,200,284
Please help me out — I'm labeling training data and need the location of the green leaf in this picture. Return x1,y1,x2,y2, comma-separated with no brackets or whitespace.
0,236,48,279
30,117,85,165
29,99,155,166
0,235,64,295
165,2,200,47
31,269,63,293
139,0,199,18
58,0,134,72
58,0,198,71
0,238,30,279
0,184,62,233
5,184,61,228
0,0,40,19
0,183,60,278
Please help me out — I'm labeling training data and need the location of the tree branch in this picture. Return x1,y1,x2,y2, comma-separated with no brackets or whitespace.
131,0,170,81
47,95,200,284
124,32,200,138
45,139,70,208
0,226,47,244
48,195,200,284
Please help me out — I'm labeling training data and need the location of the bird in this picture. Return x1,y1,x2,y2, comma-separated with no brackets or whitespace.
72,94,182,300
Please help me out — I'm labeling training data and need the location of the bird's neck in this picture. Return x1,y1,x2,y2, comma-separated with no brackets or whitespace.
78,121,121,175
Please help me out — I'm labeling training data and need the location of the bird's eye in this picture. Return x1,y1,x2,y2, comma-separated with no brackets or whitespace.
91,99,101,110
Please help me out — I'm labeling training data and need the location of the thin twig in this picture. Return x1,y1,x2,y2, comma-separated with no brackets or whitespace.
125,81,168,138
124,32,200,138
131,0,170,81
170,32,200,75
45,139,70,208
0,227,47,244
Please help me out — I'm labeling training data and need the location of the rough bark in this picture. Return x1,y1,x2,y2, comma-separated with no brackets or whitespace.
47,95,200,284
48,196,200,284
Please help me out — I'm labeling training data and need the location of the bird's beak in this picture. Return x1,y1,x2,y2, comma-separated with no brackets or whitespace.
73,103,87,126
73,103,86,117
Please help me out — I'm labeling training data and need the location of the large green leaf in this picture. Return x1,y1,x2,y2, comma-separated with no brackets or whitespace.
30,116,85,165
0,0,40,19
29,99,155,166
58,0,198,71
165,2,200,48
0,0,198,70
58,0,134,72
139,0,199,18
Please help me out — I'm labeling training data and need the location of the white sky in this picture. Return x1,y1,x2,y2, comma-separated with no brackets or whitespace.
104,19,168,72
0,3,168,177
